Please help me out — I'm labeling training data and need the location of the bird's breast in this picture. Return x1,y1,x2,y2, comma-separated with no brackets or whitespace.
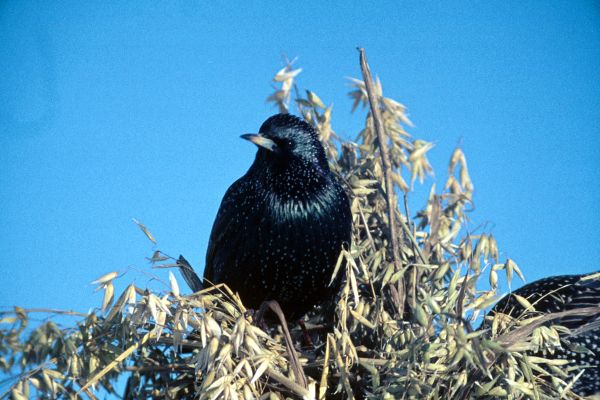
264,177,345,223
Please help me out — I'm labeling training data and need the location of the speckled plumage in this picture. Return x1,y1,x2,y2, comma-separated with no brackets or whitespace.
204,114,352,318
488,271,600,396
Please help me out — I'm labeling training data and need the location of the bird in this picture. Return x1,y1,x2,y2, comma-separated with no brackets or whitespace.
485,271,600,396
203,113,353,319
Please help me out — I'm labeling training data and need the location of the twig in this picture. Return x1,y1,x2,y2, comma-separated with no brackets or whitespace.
0,308,88,318
257,300,308,389
404,194,418,311
125,364,193,373
265,367,312,399
455,270,470,324
357,202,377,252
0,358,59,399
440,311,489,377
318,336,331,400
330,335,354,399
496,306,600,348
358,48,405,316
82,387,98,400
397,207,427,264
357,357,388,367
403,193,419,260
78,332,151,394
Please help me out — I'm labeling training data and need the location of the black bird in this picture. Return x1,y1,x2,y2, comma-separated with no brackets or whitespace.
204,114,352,318
486,271,600,396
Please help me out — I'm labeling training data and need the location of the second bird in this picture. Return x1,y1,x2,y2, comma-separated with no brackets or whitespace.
204,114,352,318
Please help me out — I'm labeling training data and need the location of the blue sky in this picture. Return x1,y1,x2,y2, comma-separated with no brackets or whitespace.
0,1,598,314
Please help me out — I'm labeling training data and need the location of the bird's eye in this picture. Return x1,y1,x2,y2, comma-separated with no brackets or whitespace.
274,138,293,149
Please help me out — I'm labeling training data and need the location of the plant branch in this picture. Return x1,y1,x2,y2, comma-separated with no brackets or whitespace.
0,308,88,318
358,48,405,315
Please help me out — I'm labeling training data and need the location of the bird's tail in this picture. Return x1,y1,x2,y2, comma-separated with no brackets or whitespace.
176,255,204,292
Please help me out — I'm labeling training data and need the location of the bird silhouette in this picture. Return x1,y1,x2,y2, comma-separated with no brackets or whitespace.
204,113,352,318
486,271,600,396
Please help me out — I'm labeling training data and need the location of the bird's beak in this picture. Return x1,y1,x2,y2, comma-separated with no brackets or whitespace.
240,133,279,152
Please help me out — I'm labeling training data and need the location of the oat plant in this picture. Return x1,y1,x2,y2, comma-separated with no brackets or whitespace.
1,49,596,400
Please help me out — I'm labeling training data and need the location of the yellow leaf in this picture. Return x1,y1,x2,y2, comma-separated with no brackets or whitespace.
79,333,150,394
91,271,118,285
514,294,535,312
251,360,270,384
307,90,326,109
169,271,180,297
102,282,114,312
132,218,156,244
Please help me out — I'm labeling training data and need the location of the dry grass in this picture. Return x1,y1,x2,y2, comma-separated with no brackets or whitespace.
0,50,595,400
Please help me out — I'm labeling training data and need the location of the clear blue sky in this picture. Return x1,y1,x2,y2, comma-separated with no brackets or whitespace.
1,1,598,314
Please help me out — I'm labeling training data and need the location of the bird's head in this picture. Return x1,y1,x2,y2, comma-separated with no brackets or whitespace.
241,114,329,171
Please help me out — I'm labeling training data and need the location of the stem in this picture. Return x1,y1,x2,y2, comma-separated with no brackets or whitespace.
0,308,88,318
358,48,405,316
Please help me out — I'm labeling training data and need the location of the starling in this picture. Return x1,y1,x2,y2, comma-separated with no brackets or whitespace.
204,113,352,318
486,271,600,396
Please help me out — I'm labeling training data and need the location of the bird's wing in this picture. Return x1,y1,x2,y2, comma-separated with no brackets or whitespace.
204,178,250,283
558,271,600,328
492,271,600,329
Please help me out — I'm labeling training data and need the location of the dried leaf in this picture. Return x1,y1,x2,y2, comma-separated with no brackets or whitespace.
102,282,114,312
91,271,118,285
169,271,180,297
132,218,156,244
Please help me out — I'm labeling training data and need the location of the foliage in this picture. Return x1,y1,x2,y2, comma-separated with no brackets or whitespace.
0,52,594,400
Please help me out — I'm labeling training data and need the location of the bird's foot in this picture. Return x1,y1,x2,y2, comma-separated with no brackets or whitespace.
297,319,315,350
